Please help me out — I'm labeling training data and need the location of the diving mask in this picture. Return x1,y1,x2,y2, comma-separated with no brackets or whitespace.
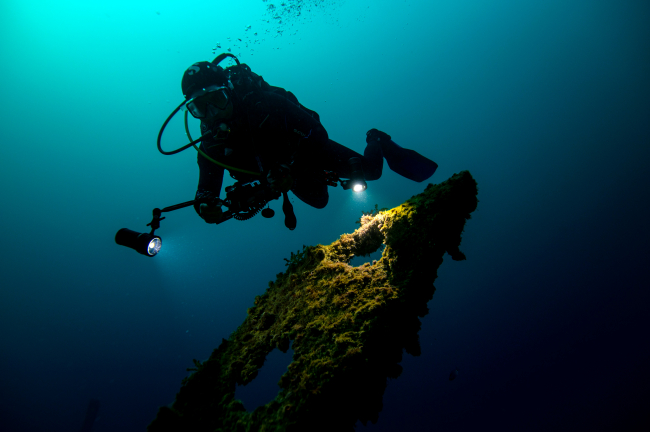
186,85,230,119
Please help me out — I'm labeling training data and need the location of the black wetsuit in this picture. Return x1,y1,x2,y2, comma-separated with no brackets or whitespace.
194,88,383,215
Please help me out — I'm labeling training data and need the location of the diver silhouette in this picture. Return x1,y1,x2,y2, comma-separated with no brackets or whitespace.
171,54,438,228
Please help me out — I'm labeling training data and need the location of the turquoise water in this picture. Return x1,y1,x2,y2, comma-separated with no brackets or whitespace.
1,1,649,430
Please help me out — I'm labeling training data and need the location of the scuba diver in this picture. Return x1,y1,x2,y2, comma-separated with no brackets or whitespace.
161,53,438,230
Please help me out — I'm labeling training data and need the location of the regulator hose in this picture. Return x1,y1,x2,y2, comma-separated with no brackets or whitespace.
157,100,208,155
233,203,265,221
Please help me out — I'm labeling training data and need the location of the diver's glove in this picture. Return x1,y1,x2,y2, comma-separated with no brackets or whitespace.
199,203,223,224
267,164,294,193
366,128,392,144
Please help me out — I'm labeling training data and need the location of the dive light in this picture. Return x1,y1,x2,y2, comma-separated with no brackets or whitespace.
341,157,367,192
115,228,162,257
115,204,193,257
114,181,281,257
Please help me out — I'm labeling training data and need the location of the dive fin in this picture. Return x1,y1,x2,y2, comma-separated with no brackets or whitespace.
382,139,438,183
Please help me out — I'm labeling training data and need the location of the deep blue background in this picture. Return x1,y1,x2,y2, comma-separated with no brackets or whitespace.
1,1,649,431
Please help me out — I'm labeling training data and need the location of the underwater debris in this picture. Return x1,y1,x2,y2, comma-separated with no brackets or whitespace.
148,171,478,432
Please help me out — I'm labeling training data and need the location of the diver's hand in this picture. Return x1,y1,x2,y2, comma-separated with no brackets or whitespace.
267,165,293,193
199,203,223,224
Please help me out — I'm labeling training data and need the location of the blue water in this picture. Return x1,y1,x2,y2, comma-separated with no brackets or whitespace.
1,1,649,431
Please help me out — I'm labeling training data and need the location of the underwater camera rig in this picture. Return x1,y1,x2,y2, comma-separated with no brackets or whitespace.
114,167,360,257
116,178,282,257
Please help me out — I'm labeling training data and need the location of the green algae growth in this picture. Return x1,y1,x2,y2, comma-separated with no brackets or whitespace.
148,170,478,432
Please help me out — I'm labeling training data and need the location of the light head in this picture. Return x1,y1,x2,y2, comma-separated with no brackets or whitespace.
353,183,366,192
115,228,162,257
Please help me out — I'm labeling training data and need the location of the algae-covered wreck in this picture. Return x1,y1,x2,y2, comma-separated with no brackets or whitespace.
148,171,478,432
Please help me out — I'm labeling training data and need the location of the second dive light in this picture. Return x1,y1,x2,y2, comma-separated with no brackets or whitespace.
340,157,367,192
